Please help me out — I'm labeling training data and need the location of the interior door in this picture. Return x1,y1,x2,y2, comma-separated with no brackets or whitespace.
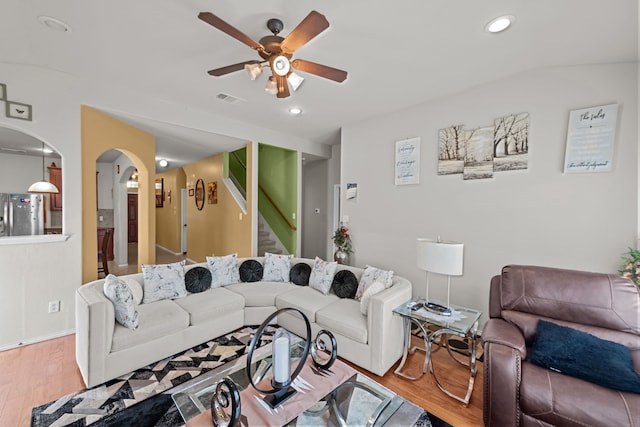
127,193,138,243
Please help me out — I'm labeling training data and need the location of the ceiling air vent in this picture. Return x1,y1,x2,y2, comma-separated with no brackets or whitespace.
216,92,245,104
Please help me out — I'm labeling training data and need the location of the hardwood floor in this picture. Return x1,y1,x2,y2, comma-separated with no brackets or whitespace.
2,246,483,426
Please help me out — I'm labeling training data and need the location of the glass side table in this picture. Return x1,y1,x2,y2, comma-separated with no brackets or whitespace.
392,299,481,406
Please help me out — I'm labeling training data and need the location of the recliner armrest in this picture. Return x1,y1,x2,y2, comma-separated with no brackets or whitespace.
482,318,526,427
482,318,527,358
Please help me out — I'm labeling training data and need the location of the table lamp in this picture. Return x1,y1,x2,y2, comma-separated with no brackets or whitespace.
416,237,464,316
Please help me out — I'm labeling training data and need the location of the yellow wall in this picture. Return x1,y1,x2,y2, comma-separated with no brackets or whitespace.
156,168,186,253
81,105,156,282
182,148,252,262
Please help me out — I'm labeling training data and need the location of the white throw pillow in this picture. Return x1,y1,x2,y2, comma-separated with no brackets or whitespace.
104,274,139,329
142,260,187,303
355,265,394,300
120,277,143,305
360,281,386,315
262,252,292,282
206,253,240,287
309,257,338,295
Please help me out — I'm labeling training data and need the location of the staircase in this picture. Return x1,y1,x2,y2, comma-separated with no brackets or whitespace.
257,218,286,255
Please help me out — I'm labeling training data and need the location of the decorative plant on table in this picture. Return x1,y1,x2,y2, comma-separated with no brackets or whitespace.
332,225,353,264
619,248,640,288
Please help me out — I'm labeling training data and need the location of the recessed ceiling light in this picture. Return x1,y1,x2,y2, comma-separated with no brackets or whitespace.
289,107,302,115
37,15,72,33
158,159,169,168
485,15,515,33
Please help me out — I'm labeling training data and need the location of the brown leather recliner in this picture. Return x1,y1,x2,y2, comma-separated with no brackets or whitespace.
482,265,640,426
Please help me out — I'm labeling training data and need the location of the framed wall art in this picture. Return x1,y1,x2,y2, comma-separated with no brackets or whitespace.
207,181,218,204
155,178,164,208
6,101,32,121
0,83,6,101
395,137,421,185
195,178,205,211
564,103,618,174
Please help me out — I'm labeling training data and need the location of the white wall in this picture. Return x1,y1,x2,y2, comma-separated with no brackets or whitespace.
96,162,114,210
341,63,638,326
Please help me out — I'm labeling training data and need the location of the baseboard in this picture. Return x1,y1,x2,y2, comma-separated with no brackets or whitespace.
0,328,75,352
155,244,182,256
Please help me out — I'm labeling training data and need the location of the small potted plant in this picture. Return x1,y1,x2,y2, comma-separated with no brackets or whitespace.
619,247,640,287
332,225,353,264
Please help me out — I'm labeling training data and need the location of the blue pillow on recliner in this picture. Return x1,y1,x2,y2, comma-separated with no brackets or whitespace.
530,320,640,393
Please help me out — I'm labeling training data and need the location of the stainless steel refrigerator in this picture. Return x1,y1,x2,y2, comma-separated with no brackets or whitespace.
0,193,44,237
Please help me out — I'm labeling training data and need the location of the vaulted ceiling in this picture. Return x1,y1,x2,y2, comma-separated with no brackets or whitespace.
0,1,637,170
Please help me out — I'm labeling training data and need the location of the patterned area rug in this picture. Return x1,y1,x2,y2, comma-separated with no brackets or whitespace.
32,325,451,427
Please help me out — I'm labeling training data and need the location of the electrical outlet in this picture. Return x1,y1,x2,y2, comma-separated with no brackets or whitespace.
48,300,60,313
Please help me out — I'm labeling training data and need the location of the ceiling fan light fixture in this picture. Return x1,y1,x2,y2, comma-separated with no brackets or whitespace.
272,55,290,76
244,63,263,80
287,72,304,91
265,77,278,95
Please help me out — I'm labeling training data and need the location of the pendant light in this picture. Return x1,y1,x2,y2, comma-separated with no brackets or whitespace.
28,141,59,194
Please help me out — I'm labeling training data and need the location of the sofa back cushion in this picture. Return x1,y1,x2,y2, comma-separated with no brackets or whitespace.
498,265,640,334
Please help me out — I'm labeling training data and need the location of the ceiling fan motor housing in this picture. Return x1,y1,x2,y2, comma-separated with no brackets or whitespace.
267,18,284,35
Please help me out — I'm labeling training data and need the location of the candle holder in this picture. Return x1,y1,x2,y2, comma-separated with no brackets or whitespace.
211,377,241,427
246,308,311,408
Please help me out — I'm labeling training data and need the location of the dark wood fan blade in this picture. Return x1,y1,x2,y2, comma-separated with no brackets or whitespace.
198,12,264,51
291,59,347,83
280,11,329,54
276,75,290,98
208,60,261,76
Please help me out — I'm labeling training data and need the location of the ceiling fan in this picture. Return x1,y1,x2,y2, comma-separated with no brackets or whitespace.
198,10,348,99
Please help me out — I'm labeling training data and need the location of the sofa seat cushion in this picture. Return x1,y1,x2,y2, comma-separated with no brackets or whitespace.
111,300,189,352
174,287,244,325
520,361,640,427
225,281,296,307
316,299,368,344
275,287,339,322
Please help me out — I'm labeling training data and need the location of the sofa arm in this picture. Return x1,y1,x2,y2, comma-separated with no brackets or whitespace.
367,277,412,376
76,280,115,387
481,318,526,427
482,317,527,357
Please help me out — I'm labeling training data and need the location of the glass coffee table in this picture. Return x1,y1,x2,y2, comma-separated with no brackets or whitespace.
172,336,412,426
393,299,481,406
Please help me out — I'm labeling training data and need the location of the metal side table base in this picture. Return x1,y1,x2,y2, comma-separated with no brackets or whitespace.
392,300,481,407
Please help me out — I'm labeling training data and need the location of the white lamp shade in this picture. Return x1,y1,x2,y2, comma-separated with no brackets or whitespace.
416,238,463,276
28,180,59,194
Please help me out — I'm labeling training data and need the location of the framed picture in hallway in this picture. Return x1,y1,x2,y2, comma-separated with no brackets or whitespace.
195,179,205,210
207,181,217,204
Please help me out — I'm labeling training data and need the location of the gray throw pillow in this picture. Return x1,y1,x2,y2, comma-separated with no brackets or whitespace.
142,260,187,303
206,254,241,287
290,263,311,286
309,257,338,295
239,259,263,282
185,267,212,293
104,274,139,329
262,252,292,282
332,270,359,298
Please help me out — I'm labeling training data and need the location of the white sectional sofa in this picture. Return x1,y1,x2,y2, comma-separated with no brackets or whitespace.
76,256,412,388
